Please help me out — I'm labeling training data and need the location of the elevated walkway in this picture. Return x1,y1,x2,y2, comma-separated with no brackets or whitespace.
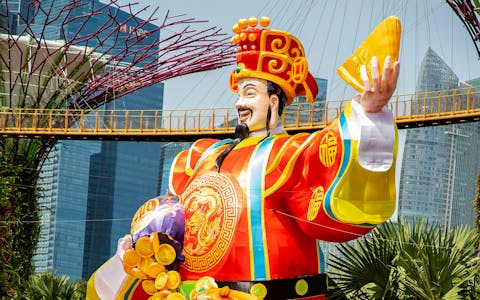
0,87,479,141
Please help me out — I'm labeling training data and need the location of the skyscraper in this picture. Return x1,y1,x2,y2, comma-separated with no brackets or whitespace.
285,77,328,125
397,47,480,230
158,141,193,195
31,1,165,279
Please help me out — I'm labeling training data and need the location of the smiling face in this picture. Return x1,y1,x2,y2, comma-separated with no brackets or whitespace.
235,78,279,134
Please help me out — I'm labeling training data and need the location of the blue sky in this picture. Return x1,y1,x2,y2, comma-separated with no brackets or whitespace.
115,0,480,111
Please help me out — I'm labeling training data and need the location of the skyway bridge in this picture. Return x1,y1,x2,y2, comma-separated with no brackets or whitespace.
1,87,479,142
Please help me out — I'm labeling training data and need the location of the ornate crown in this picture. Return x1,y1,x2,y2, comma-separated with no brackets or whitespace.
229,17,318,105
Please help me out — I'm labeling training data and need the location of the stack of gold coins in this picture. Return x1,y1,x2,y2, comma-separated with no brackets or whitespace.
122,233,185,299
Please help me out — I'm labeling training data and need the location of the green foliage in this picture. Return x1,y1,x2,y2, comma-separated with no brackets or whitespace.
476,171,480,235
328,218,480,300
20,272,86,300
0,152,41,297
473,0,480,14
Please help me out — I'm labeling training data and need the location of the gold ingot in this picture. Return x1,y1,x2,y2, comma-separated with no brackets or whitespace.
123,248,141,267
150,232,160,253
142,279,157,295
195,276,218,290
135,236,154,258
154,244,176,265
147,262,166,278
166,292,186,300
336,16,401,93
154,272,169,290
166,270,181,290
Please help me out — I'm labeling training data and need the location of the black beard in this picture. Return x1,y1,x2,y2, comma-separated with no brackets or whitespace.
234,123,250,139
216,123,250,172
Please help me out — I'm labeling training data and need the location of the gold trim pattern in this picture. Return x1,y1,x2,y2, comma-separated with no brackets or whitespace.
181,172,242,273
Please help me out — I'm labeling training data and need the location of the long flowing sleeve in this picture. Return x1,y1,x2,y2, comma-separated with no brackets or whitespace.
278,99,398,242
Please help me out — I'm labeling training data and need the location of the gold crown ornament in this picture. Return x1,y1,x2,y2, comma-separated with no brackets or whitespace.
229,16,318,105
336,16,402,93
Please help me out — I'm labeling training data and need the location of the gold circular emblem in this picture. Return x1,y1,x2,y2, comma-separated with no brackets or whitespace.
295,279,308,296
181,172,242,273
250,283,267,298
319,130,338,167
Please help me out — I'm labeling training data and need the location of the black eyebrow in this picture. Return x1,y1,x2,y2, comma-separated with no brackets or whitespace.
240,83,256,89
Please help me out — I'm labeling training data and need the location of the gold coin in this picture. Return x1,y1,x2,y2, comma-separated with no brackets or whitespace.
142,279,157,295
139,257,154,275
166,292,185,300
151,291,167,300
147,261,166,278
150,232,160,253
123,265,133,276
166,270,181,290
130,267,147,279
123,248,141,267
154,243,176,265
154,272,169,290
135,236,154,258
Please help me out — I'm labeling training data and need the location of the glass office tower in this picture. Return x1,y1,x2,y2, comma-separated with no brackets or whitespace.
397,47,479,230
0,0,37,34
285,77,328,124
31,0,165,279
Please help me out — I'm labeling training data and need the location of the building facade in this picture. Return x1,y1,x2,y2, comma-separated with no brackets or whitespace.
397,47,479,230
29,0,165,280
285,77,328,125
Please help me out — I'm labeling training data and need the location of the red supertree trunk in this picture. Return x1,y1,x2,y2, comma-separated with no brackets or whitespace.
447,0,480,58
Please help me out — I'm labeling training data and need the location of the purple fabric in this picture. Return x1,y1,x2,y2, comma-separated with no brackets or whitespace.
131,195,185,261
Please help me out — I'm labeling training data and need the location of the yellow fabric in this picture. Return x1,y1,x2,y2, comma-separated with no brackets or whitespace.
329,132,398,225
337,16,401,93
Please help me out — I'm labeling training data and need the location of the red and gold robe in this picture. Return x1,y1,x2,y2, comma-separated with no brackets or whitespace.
87,101,397,300
169,101,397,297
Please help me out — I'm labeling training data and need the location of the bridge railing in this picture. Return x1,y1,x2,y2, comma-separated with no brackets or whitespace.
391,86,480,126
0,87,479,136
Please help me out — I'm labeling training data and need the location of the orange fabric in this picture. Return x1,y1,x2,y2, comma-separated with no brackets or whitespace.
170,119,371,283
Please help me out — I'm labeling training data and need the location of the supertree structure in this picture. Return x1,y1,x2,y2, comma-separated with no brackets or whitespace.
447,0,480,58
0,0,234,295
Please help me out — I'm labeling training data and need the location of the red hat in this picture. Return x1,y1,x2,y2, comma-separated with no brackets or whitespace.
229,17,318,105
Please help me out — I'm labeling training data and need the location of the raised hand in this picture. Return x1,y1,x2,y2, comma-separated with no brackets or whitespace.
358,56,400,113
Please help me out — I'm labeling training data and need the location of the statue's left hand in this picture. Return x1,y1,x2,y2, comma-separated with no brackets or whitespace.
116,235,132,260
358,56,400,113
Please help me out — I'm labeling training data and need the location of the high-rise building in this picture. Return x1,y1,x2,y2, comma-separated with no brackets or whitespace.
30,1,165,280
397,47,480,230
0,0,32,34
285,77,328,125
158,142,193,195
